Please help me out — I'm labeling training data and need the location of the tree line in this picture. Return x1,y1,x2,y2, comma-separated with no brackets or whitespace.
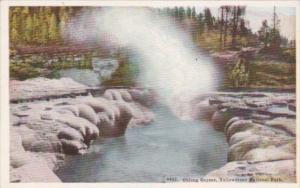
159,6,292,51
10,7,80,45
10,6,292,51
157,6,253,50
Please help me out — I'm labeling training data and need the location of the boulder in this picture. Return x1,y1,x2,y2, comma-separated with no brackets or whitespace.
84,97,115,120
211,109,233,131
224,117,240,133
194,102,217,121
103,89,123,101
228,135,261,161
57,127,84,141
60,139,87,155
226,120,254,141
57,114,99,141
59,105,79,116
119,89,133,102
229,129,253,145
98,102,133,137
77,104,99,125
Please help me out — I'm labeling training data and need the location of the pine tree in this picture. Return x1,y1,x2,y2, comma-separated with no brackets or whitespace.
178,7,185,21
40,21,48,44
186,7,192,19
49,13,58,41
258,20,270,48
197,13,205,35
174,6,179,19
24,15,33,43
223,6,231,47
59,7,69,40
204,8,213,30
270,6,281,49
32,13,39,43
191,7,196,20
10,14,19,43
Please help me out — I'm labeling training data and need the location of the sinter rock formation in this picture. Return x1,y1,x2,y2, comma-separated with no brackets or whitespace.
189,92,296,182
10,78,155,182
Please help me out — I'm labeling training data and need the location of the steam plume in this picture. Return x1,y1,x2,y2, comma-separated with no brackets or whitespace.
64,7,217,114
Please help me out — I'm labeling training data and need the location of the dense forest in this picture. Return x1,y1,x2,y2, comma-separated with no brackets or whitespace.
10,7,79,45
9,6,295,51
9,6,296,89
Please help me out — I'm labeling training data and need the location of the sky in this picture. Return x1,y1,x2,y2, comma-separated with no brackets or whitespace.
196,6,296,40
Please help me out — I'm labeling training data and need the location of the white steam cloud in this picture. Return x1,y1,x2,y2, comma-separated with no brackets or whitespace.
64,7,217,112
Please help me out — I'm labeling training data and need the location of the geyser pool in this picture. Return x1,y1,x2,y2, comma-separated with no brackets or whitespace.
55,104,228,182
56,8,225,182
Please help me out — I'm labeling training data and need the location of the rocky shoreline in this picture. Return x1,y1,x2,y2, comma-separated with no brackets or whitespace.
10,78,155,182
195,92,296,182
9,78,296,182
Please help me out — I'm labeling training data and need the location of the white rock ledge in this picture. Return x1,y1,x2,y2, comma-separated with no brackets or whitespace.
190,92,296,182
10,78,155,182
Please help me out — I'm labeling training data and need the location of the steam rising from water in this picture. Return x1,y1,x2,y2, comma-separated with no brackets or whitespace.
64,8,217,112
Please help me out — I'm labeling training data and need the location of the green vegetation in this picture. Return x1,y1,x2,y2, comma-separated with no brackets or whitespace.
227,58,249,87
249,61,296,88
223,58,296,89
10,63,40,80
10,7,77,45
102,50,139,87
10,54,93,80
9,6,296,89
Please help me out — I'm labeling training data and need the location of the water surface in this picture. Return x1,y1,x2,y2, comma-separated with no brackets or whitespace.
48,58,118,87
56,104,228,182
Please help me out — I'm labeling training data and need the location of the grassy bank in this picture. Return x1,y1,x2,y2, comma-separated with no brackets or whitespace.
248,60,296,88
10,54,93,80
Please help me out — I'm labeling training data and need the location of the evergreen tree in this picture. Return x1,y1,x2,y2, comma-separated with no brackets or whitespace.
49,13,58,41
219,6,225,48
223,6,231,47
230,6,246,49
191,7,196,20
270,6,281,49
186,7,192,19
258,20,270,48
178,7,185,21
40,21,48,44
32,13,39,43
197,13,205,34
10,14,19,43
24,15,33,42
204,8,213,30
174,6,179,19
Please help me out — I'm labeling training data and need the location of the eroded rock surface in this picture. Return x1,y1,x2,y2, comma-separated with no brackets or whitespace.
10,86,155,182
10,77,91,102
197,92,297,182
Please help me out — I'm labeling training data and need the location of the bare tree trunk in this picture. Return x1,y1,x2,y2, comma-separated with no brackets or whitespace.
219,7,224,49
231,6,238,49
224,7,230,48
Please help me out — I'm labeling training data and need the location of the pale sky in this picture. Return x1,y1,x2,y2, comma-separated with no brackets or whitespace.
196,6,296,40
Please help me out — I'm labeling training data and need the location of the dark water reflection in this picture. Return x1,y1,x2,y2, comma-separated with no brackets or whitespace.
56,104,228,182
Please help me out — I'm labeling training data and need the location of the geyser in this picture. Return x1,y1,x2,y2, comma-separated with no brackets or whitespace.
64,7,217,114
